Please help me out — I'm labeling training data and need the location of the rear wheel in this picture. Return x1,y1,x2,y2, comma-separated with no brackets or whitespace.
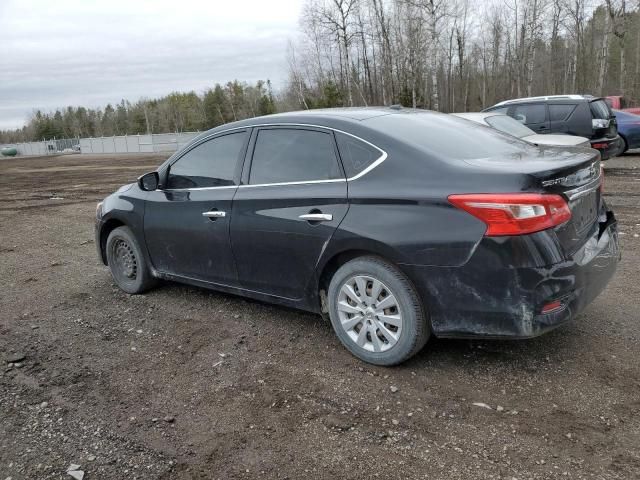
327,256,429,365
106,226,157,294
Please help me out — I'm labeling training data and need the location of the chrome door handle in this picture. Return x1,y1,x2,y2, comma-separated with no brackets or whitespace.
202,210,226,218
299,213,332,222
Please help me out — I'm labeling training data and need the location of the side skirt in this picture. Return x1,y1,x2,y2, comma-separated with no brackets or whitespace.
151,269,319,314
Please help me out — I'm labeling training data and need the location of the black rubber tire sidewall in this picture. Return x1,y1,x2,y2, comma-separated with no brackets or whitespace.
106,226,156,294
327,256,429,366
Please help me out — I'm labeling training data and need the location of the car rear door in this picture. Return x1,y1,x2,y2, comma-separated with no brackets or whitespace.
508,103,550,134
230,126,348,299
548,103,578,134
143,130,249,286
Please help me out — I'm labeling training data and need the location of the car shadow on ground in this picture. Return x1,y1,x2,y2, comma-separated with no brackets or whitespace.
148,278,580,375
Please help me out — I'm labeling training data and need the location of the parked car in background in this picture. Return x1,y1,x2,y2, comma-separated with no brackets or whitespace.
484,95,623,160
613,109,640,153
453,112,591,148
95,108,619,365
605,96,640,115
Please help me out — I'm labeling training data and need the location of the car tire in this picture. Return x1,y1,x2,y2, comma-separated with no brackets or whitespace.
327,256,430,365
106,226,157,294
620,135,629,154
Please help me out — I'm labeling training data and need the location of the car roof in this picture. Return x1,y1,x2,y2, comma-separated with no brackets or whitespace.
265,107,398,121
493,94,598,107
165,107,476,170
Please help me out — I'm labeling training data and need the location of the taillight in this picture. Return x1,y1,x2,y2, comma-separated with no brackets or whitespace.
448,193,572,236
541,299,563,314
592,118,610,129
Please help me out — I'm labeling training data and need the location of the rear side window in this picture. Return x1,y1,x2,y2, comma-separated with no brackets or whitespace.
549,104,576,121
510,104,546,124
249,129,343,184
167,132,246,189
335,132,382,178
590,100,612,119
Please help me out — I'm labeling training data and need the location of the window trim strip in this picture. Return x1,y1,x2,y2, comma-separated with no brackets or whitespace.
239,178,347,189
160,123,387,191
163,185,237,192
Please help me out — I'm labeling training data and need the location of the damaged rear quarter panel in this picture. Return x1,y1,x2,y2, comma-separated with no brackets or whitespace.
402,220,619,338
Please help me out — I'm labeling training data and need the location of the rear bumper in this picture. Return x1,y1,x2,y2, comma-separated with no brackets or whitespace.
402,211,620,339
591,135,623,160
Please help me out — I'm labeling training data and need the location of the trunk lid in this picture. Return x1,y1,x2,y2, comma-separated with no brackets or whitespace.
523,134,590,148
526,149,602,254
464,147,602,254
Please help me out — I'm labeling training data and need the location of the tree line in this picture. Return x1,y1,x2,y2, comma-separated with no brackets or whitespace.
2,0,639,144
285,0,640,112
1,81,275,143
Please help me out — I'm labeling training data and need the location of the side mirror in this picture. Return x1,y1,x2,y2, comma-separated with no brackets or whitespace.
138,171,159,191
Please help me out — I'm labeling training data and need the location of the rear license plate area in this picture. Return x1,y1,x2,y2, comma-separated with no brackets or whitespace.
571,192,598,233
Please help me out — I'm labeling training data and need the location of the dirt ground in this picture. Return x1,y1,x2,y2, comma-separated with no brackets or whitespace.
1,151,639,480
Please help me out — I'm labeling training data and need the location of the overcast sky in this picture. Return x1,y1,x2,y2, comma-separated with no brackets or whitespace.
0,0,302,130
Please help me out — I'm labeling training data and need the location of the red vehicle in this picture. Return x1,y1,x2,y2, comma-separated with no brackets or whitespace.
605,96,640,115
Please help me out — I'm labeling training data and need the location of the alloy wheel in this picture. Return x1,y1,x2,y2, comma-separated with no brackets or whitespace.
336,275,402,353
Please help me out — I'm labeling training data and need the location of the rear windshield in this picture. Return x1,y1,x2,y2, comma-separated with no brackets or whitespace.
485,115,535,138
590,100,612,119
367,112,535,160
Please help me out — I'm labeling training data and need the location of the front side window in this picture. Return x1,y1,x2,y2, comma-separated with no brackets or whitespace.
335,132,382,178
249,129,343,184
510,104,546,124
167,132,246,189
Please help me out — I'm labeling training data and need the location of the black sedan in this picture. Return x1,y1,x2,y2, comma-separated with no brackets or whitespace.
96,108,620,365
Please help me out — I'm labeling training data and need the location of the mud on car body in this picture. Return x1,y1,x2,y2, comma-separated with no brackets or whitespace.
96,107,620,365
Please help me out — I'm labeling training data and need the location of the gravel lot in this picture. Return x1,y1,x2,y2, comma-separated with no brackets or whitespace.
1,152,639,480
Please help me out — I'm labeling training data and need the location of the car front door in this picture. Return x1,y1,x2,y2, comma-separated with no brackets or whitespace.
230,126,349,300
144,130,249,286
508,103,550,134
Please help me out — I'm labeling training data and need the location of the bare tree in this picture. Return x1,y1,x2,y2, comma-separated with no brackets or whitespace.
310,0,361,106
286,41,310,110
605,0,631,94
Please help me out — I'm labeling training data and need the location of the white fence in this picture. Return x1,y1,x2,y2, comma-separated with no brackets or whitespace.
1,138,77,156
4,141,49,156
1,132,200,157
79,132,200,154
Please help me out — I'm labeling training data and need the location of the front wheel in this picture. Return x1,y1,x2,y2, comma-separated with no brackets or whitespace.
620,135,629,154
106,226,157,294
327,256,429,366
